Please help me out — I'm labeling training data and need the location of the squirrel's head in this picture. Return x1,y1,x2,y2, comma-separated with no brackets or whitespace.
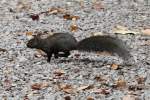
27,35,41,48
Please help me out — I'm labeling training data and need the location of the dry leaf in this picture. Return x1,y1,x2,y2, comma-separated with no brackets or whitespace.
71,16,80,20
49,8,66,14
70,24,78,32
114,30,139,35
26,32,33,39
48,32,54,36
94,75,107,82
115,25,128,30
128,85,137,91
63,14,72,20
141,29,150,35
30,14,39,21
128,85,144,91
77,85,94,91
136,76,145,84
48,8,58,14
4,79,12,91
92,88,110,95
34,53,42,58
87,96,94,100
31,83,49,90
91,32,104,36
40,7,67,15
36,49,46,56
92,1,104,11
111,64,119,70
16,40,21,45
116,79,127,89
59,84,74,93
75,0,84,8
24,95,29,100
144,40,150,45
16,1,31,12
26,32,33,36
64,96,71,100
122,95,136,100
0,48,7,52
3,68,12,75
63,14,80,20
113,25,139,35
96,51,112,56
34,50,44,58
2,95,7,100
54,69,65,76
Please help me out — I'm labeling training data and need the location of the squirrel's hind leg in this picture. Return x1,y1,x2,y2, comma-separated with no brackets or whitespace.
63,51,70,57
54,52,59,59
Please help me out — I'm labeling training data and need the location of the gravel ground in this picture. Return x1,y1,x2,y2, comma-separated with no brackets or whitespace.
0,0,150,100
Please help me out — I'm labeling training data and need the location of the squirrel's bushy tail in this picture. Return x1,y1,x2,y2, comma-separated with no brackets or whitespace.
77,36,134,65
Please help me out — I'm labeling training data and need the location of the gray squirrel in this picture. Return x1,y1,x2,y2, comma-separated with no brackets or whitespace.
27,32,133,64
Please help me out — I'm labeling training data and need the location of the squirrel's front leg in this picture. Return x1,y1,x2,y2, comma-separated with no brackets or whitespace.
47,52,52,62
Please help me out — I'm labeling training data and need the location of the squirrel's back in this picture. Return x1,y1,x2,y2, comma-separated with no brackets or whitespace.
45,33,78,51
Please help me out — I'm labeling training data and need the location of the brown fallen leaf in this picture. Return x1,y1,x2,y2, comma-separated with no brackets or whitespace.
122,95,136,100
128,84,145,91
77,85,94,91
26,32,34,39
92,1,104,11
70,24,78,32
59,84,74,93
40,7,67,15
115,79,127,89
145,40,150,45
54,69,65,76
91,32,104,36
2,95,7,100
16,40,21,45
92,88,111,95
36,49,46,57
31,83,49,90
64,96,71,100
26,32,33,36
72,16,80,20
113,25,139,35
79,0,84,8
87,96,94,100
94,75,107,82
16,1,31,12
136,76,145,84
48,7,67,14
63,14,80,20
4,79,12,91
30,14,39,21
63,14,72,20
0,48,7,52
141,29,150,35
34,49,44,58
111,64,119,70
24,95,29,100
96,51,112,56
34,53,42,58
